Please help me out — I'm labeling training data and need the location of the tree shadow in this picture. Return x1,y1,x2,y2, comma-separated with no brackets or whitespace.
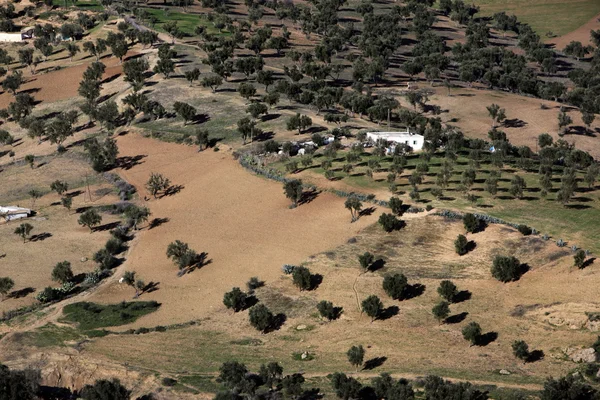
162,184,184,197
7,287,35,299
454,290,472,303
29,232,52,242
363,356,387,371
66,190,83,198
93,221,121,232
300,387,323,400
180,252,212,275
476,331,498,346
308,273,323,291
299,188,320,205
149,217,169,229
582,258,596,269
565,204,590,210
116,154,146,170
261,113,281,122
368,258,386,272
465,241,477,253
527,349,545,363
265,313,287,333
445,311,468,324
503,118,527,128
359,206,376,217
402,283,426,300
38,386,74,399
379,305,399,320
142,281,160,294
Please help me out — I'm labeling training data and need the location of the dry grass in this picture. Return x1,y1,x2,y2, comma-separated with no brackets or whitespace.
84,215,600,387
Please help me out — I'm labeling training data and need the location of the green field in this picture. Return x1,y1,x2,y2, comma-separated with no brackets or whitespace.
60,301,161,331
471,0,600,37
51,0,103,11
143,8,231,37
272,150,600,255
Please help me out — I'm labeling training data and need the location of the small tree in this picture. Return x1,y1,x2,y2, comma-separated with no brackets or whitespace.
437,280,458,303
249,304,275,333
283,179,303,207
122,271,141,297
50,180,69,196
184,67,201,86
558,111,572,135
173,101,196,126
14,222,33,242
223,287,249,312
0,277,15,300
124,205,150,230
347,345,365,371
292,266,312,291
378,213,401,232
286,113,312,134
78,209,102,232
454,234,469,255
512,340,530,362
510,175,526,199
462,321,482,346
146,172,171,199
24,154,35,168
317,300,340,321
51,261,73,284
166,240,199,273
345,196,362,222
486,103,506,128
361,295,383,322
463,213,479,233
382,273,408,300
574,249,586,269
491,255,521,282
432,301,450,324
389,197,404,216
61,196,73,212
358,252,374,271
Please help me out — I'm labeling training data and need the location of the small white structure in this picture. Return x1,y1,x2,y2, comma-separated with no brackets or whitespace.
0,206,32,222
0,28,34,42
366,129,425,151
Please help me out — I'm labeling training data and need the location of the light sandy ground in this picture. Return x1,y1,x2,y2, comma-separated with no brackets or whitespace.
425,86,600,158
85,132,381,326
548,12,600,50
0,188,120,313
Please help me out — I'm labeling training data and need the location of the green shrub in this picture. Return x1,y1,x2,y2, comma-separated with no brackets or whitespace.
517,225,532,236
491,255,522,282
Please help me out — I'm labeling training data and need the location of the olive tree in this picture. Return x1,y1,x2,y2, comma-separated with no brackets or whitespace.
14,223,33,242
78,209,102,232
462,321,482,346
223,287,249,312
345,196,362,222
51,261,73,284
0,277,15,300
347,345,365,371
283,179,303,207
361,295,383,322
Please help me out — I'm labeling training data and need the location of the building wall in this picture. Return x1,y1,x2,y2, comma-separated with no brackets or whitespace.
0,33,23,42
366,132,425,151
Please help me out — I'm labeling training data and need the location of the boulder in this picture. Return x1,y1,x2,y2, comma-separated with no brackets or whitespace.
499,369,511,375
296,324,307,331
565,347,598,363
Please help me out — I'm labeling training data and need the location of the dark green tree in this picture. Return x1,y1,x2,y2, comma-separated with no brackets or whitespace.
361,295,383,322
462,321,482,346
347,345,365,371
51,261,73,284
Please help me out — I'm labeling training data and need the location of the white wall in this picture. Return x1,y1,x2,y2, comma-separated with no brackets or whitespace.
366,132,425,151
0,33,23,42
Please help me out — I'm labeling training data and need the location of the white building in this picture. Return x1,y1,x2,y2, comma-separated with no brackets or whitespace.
0,206,32,222
366,129,425,151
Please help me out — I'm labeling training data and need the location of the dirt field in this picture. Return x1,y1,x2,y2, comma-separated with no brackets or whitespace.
420,86,600,159
83,132,381,327
0,188,120,313
85,214,599,387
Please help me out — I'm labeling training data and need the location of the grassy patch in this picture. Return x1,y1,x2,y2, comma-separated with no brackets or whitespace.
18,323,83,347
51,0,103,11
471,0,600,37
61,301,161,330
142,8,230,37
178,374,223,393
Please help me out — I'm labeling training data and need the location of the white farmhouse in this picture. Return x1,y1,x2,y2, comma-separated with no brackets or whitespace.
0,206,32,222
366,129,425,151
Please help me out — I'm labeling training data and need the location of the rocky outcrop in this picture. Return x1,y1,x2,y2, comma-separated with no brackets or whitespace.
564,347,598,363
